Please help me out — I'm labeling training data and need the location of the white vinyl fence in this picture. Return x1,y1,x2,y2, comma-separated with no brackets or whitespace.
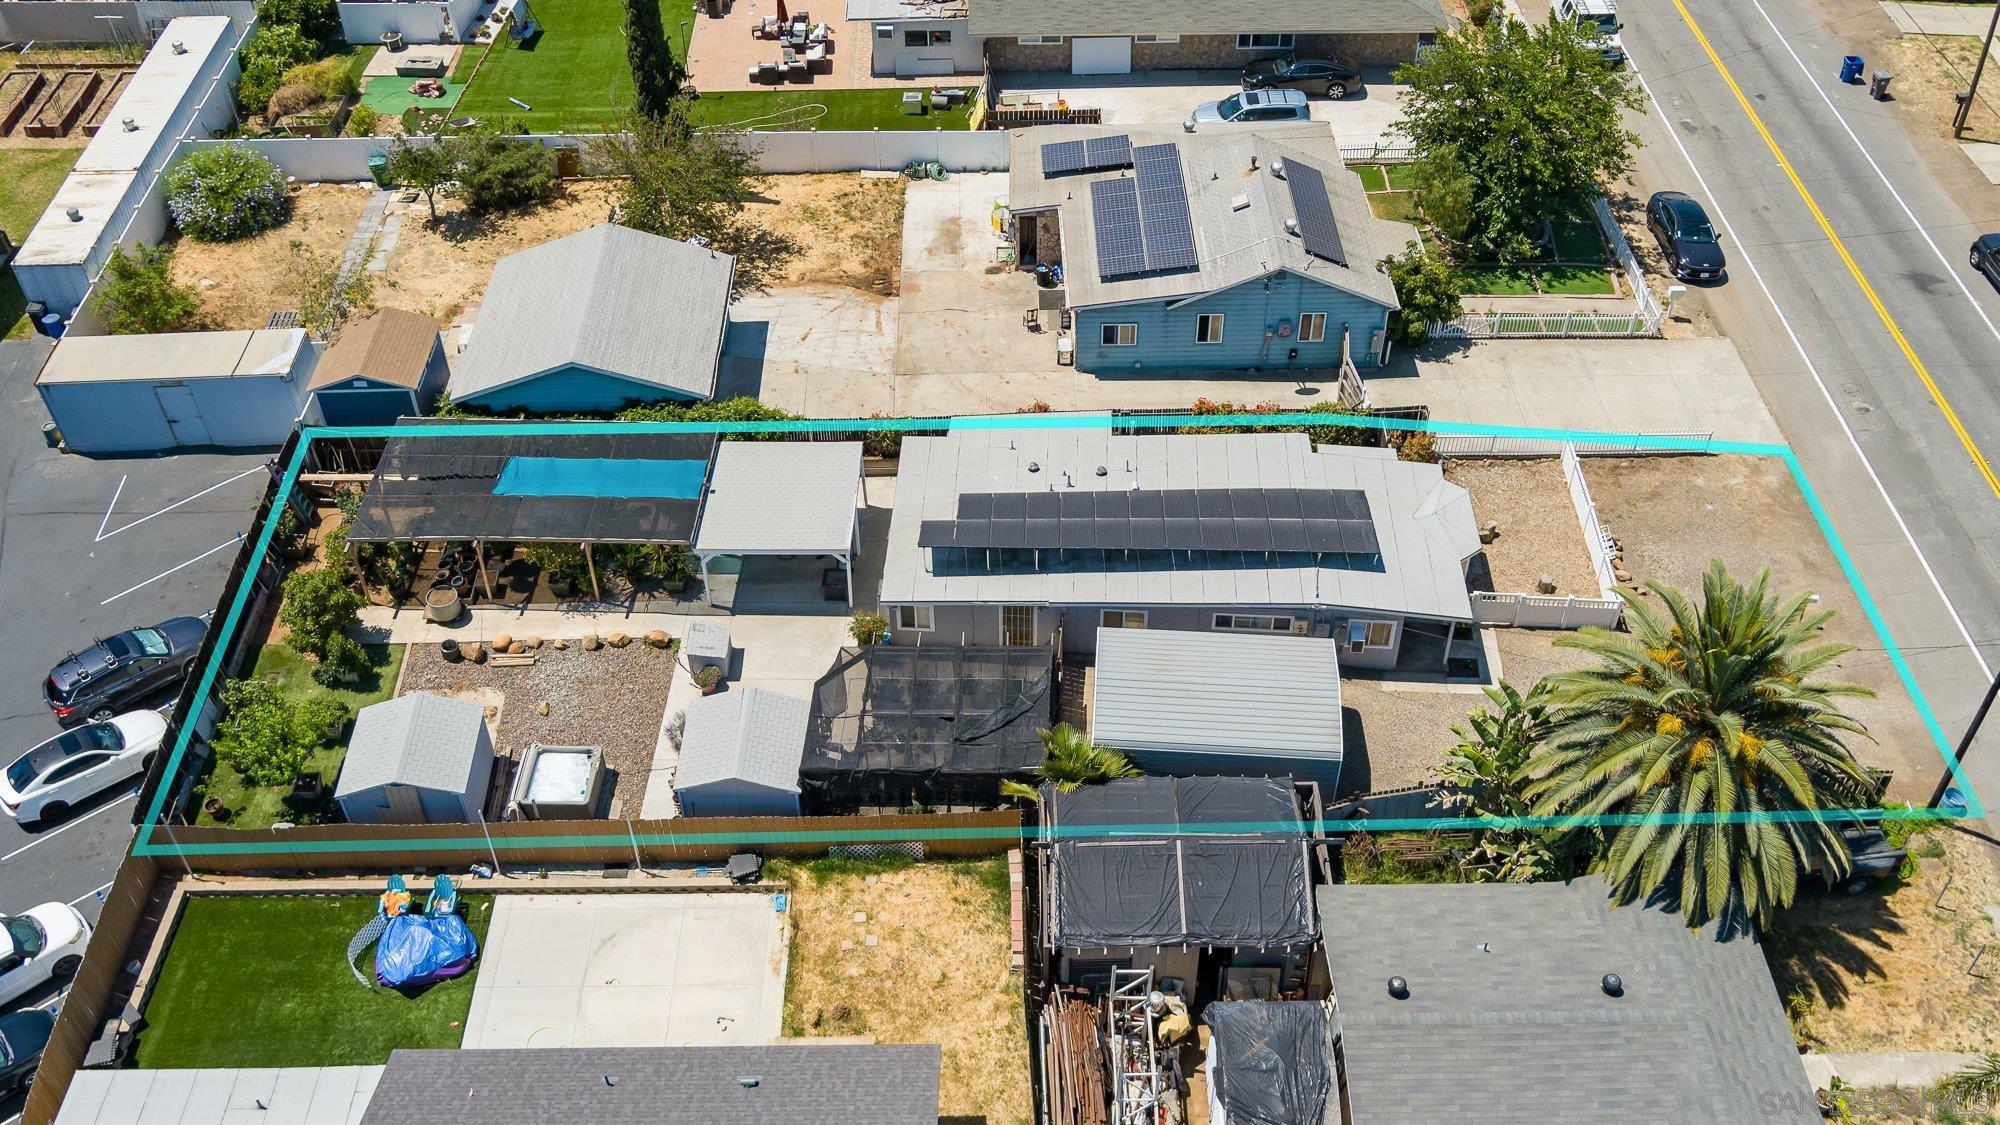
1562,442,1620,598
1433,430,1714,458
1462,441,1627,630
1431,196,1665,340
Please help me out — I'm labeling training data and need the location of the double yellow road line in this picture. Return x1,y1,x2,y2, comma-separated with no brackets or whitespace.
1668,0,2000,498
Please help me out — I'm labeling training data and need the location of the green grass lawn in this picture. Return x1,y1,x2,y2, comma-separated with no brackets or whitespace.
134,893,493,1069
688,89,974,131
1369,190,1420,224
454,0,695,132
1458,263,1540,296
193,642,405,828
1535,263,1616,295
2,146,85,339
1353,164,1389,193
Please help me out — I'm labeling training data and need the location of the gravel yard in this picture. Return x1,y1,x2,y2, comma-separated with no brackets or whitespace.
1446,458,1603,599
397,639,677,816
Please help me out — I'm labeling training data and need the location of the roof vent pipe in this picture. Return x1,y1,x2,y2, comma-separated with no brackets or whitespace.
1096,465,1107,476
1387,976,1409,1000
121,116,137,131
1284,218,1300,237
171,39,186,53
1250,154,1259,171
1601,973,1624,997
66,207,83,222
738,1076,762,1089
603,1076,618,1087
1027,461,1040,473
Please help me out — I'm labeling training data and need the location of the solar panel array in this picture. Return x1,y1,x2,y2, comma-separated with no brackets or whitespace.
1091,142,1200,280
1285,162,1347,265
917,487,1380,554
1041,133,1135,176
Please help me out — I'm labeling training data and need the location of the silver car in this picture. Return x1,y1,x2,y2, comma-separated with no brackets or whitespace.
1186,88,1312,130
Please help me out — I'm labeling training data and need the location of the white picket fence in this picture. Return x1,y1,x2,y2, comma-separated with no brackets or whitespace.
1562,442,1620,598
1338,140,1415,163
1471,591,1624,628
1430,196,1665,340
1434,430,1713,458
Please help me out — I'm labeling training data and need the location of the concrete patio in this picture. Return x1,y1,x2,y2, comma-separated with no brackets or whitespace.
685,0,968,93
993,66,1409,140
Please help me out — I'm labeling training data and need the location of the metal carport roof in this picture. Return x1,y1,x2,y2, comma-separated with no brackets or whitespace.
1090,628,1342,768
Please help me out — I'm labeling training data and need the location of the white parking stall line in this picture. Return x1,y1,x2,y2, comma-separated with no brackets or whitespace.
92,474,127,542
0,789,137,865
100,534,245,606
95,464,265,543
69,880,113,907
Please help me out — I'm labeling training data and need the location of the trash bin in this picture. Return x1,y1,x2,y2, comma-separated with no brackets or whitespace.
1839,55,1864,84
368,154,391,186
1870,71,1893,100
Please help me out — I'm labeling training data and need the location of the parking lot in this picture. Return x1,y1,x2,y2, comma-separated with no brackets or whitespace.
0,340,269,931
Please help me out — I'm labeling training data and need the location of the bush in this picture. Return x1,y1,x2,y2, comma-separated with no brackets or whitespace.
214,678,347,786
343,103,380,137
692,664,724,689
849,611,888,645
94,244,201,335
1396,430,1440,463
1380,241,1467,347
166,143,290,242
313,633,372,686
453,131,557,214
255,0,341,48
266,82,321,121
862,412,903,459
281,55,358,100
524,543,588,585
237,24,316,116
279,566,365,662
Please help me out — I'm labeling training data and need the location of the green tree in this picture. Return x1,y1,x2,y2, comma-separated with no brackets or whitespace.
237,23,317,116
255,0,341,49
1395,18,1642,261
1933,1054,2000,1111
1433,681,1581,883
591,105,800,292
1000,725,1141,802
384,134,458,221
94,244,201,335
165,142,290,241
453,129,557,213
1408,147,1475,245
214,678,347,785
278,566,366,663
343,103,380,137
1521,562,1877,927
622,0,683,118
289,240,374,339
1380,242,1466,346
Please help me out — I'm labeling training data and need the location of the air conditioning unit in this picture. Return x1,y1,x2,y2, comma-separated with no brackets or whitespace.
1291,620,1309,636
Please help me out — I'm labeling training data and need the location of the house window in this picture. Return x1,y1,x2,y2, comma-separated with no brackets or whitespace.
1195,314,1225,344
1101,323,1138,347
1298,312,1327,343
1018,35,1064,45
1214,613,1295,633
906,28,951,45
1100,609,1147,629
895,605,934,631
1236,33,1295,50
1347,619,1395,650
876,23,893,38
1133,34,1179,43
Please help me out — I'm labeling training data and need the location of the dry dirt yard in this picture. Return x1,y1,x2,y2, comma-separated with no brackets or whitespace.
1447,458,1602,598
747,173,906,295
171,184,371,330
777,857,1029,1124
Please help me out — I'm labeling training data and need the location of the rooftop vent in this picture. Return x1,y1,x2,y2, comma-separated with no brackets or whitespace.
65,207,83,222
1095,465,1107,476
1387,976,1409,1000
603,1075,618,1087
1027,461,1040,473
1231,193,1251,212
738,1076,762,1089
1284,217,1300,237
121,116,137,131
1601,973,1624,997
171,39,186,54
1271,158,1287,180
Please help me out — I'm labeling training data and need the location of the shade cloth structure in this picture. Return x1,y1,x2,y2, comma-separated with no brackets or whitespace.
1044,775,1316,950
1203,1001,1334,1125
344,429,718,545
693,441,864,607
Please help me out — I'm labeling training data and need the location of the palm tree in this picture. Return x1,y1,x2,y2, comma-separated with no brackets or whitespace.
1000,724,1140,802
1519,561,1877,927
1934,1053,2000,1110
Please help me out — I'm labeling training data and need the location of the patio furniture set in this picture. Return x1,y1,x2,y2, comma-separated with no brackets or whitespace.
748,11,833,84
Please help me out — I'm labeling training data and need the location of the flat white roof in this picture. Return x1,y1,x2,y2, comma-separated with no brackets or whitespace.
38,328,310,385
1091,627,1343,764
12,173,141,269
694,441,863,556
54,1065,381,1125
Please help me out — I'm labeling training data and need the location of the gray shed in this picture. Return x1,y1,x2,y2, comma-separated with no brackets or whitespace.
675,687,809,818
335,692,495,824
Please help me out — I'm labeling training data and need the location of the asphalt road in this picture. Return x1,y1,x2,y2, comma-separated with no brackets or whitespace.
0,340,268,928
1618,0,2000,820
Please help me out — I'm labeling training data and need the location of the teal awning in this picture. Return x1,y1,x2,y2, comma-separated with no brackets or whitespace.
493,457,707,500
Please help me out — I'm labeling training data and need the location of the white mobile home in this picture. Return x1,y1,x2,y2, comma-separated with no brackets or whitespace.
37,329,317,454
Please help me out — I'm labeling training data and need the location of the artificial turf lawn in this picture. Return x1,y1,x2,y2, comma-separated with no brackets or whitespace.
134,893,494,1069
1,146,85,339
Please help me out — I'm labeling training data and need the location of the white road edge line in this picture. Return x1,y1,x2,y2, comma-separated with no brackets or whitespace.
1627,54,1994,682
99,534,244,606
68,880,113,907
92,474,126,542
95,464,265,543
0,790,136,864
1744,0,2000,347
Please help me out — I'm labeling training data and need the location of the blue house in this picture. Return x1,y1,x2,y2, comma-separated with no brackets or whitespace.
1008,125,1415,374
449,223,734,414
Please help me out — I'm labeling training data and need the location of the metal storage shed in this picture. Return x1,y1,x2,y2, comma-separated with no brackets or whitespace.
675,687,810,817
307,308,448,425
36,328,317,454
335,692,495,824
1090,627,1343,792
693,441,864,607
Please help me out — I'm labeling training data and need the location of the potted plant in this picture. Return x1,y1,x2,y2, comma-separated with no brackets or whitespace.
693,664,724,696
849,611,889,645
202,796,232,821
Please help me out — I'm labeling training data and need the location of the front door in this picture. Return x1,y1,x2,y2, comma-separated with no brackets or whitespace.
382,784,428,824
154,385,211,446
1001,605,1037,646
1071,36,1132,75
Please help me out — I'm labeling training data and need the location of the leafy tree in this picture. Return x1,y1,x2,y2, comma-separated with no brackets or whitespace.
1433,681,1582,883
1934,1054,2000,1111
592,105,800,292
1408,147,1475,245
384,134,458,221
94,244,201,335
279,566,366,663
622,0,683,118
1380,242,1465,346
452,130,557,213
1395,18,1642,261
1521,562,1877,927
289,240,374,339
1000,725,1141,802
255,0,341,49
165,142,290,241
237,23,317,116
313,634,371,687
213,678,346,786
848,611,888,645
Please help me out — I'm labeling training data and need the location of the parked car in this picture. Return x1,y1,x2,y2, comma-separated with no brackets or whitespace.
1645,191,1727,281
0,711,168,824
1186,88,1312,130
43,616,207,726
0,1009,55,1094
1240,54,1362,99
0,905,90,1010
1553,0,1626,66
1970,232,2000,288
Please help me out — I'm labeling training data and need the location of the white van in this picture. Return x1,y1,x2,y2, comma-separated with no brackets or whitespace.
1553,0,1626,66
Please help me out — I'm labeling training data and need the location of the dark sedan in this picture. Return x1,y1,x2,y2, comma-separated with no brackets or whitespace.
0,1008,55,1094
1240,54,1362,99
1970,232,2000,288
1646,191,1726,281
44,615,207,726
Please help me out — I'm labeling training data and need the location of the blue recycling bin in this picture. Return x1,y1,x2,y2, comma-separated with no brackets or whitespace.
1840,55,1865,84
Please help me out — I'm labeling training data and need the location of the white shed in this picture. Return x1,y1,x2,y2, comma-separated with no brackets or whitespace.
335,692,495,824
37,328,317,454
675,687,810,818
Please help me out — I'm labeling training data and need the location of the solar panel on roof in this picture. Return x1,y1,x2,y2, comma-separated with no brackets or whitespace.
1133,143,1199,273
916,488,1382,556
1041,139,1087,176
1085,133,1134,170
1092,178,1147,279
1285,162,1347,266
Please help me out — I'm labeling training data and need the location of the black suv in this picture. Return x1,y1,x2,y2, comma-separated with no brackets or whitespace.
1241,54,1363,99
44,616,207,726
0,1009,53,1095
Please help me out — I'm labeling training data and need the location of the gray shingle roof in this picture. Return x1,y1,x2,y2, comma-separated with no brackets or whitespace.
1009,125,1415,312
1318,881,1818,1125
1091,627,1342,765
969,0,1446,47
694,441,863,556
334,692,489,798
451,224,733,404
677,686,810,792
358,1045,940,1124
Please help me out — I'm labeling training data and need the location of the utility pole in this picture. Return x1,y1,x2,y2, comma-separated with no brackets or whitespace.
1953,0,2000,138
1928,670,2000,809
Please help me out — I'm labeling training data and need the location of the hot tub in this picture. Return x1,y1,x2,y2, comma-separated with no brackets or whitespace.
509,744,605,819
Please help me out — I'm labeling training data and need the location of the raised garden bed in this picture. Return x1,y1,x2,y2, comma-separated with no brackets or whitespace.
24,70,101,138
0,70,45,135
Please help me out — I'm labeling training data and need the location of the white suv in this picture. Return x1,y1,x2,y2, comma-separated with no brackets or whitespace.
0,905,90,1009
1554,0,1625,66
0,711,167,824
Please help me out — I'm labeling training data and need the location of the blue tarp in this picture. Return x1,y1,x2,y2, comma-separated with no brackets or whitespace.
493,457,707,500
375,911,479,989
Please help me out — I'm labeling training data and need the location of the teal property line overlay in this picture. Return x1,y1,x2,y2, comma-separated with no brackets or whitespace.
131,413,1984,857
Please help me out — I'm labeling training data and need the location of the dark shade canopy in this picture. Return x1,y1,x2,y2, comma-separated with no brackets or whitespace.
801,645,1054,778
919,487,1377,554
1204,1001,1334,1125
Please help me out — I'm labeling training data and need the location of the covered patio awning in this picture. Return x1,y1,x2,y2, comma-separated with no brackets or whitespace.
693,441,864,606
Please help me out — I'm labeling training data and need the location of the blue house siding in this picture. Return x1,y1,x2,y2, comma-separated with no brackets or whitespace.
460,365,703,414
1074,272,1392,375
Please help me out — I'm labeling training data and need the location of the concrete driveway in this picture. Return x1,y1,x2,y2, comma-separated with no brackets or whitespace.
992,67,1409,142
462,892,785,1049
